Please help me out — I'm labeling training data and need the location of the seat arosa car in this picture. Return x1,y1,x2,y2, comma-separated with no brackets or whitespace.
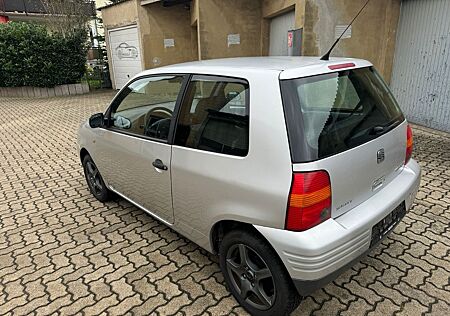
78,57,421,315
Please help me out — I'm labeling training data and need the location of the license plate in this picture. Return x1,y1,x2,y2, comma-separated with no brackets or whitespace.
370,202,406,247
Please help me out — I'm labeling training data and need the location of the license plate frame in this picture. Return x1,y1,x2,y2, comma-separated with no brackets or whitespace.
370,201,406,247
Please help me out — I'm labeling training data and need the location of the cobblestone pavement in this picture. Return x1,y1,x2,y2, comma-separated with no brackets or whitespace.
0,91,449,316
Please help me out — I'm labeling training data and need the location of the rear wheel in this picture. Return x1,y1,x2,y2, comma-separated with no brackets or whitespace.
219,229,301,316
82,155,112,202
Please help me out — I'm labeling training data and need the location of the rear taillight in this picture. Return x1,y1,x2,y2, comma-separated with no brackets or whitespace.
286,171,331,231
405,124,413,164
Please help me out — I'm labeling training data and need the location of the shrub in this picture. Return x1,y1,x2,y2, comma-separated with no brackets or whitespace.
0,22,88,88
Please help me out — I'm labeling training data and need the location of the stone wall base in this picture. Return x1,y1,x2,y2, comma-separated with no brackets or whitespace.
0,83,90,98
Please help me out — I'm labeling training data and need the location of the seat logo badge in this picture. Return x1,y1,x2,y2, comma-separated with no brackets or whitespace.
377,149,385,164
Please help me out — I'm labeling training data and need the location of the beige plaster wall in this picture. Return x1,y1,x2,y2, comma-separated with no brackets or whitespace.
197,0,262,59
101,0,138,29
138,3,197,69
101,0,400,83
303,0,401,82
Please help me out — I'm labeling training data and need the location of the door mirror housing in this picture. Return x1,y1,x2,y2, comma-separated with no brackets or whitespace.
227,91,241,101
89,113,105,128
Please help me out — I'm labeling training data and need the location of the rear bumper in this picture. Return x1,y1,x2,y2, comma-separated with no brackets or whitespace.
254,159,421,296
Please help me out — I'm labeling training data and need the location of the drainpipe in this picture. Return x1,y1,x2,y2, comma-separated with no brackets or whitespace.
22,0,28,16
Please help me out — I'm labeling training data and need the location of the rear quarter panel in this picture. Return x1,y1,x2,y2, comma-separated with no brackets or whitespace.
170,70,293,251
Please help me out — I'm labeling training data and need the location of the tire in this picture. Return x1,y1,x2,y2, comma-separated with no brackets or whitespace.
82,155,112,202
219,229,301,316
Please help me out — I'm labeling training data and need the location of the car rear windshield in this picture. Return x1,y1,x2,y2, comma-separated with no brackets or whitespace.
280,67,405,163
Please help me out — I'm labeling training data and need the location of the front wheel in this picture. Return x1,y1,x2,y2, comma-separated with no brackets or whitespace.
82,155,112,202
219,229,301,316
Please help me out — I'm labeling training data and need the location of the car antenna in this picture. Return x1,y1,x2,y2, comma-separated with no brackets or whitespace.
320,0,372,61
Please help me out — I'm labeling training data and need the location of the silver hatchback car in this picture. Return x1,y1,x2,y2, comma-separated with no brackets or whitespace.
78,57,421,315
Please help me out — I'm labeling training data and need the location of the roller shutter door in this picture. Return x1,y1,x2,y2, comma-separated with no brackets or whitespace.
391,0,450,132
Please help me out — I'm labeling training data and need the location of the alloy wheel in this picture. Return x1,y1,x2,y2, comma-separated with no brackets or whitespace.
226,243,275,310
85,161,103,195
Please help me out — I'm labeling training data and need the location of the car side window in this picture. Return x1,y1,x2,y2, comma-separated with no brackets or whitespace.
174,75,249,156
110,75,185,140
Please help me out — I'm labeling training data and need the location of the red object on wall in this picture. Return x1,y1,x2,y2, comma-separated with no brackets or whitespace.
0,16,9,23
287,32,293,48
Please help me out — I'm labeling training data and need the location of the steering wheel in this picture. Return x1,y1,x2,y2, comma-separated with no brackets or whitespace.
144,107,173,138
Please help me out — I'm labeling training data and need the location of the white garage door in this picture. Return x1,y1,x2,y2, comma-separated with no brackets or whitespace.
269,10,295,56
109,26,143,90
390,0,450,132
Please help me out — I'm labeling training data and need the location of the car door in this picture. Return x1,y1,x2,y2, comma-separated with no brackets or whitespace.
95,74,188,224
170,75,252,246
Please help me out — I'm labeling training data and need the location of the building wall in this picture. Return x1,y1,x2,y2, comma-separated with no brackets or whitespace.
101,0,401,84
262,0,305,26
190,0,201,59
101,0,138,29
303,0,401,82
138,3,196,69
192,0,305,59
197,0,262,60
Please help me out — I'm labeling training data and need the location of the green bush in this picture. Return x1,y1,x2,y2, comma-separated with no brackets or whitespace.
0,22,88,88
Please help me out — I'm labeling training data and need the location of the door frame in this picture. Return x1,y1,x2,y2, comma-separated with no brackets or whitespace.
103,73,192,145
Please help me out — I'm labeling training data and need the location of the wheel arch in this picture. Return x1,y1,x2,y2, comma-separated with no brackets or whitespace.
79,148,90,163
209,219,279,256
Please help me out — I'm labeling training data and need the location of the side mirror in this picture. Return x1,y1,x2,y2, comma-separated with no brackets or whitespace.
227,91,240,101
89,113,104,128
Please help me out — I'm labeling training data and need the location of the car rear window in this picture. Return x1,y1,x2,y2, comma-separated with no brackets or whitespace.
280,67,405,162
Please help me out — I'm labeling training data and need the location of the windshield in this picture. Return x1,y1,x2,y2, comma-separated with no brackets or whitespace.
280,67,405,162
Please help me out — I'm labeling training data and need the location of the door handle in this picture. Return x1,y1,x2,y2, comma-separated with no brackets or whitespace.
152,159,168,171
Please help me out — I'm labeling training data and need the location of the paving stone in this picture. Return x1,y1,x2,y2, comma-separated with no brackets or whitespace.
180,292,217,315
206,295,241,316
369,299,401,315
155,276,182,300
154,293,191,315
313,297,347,315
426,299,450,316
0,93,449,315
396,299,429,316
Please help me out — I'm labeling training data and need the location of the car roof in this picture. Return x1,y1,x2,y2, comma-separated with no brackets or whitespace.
138,57,373,80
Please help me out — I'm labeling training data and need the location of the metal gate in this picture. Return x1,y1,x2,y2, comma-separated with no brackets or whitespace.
390,0,450,132
269,10,295,56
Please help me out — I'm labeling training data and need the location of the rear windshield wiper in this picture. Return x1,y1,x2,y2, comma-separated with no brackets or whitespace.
370,119,400,135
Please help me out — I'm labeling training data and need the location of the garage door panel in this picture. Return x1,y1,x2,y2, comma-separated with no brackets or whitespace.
112,28,138,36
111,33,139,43
269,11,295,56
109,26,143,90
110,28,139,37
391,0,450,132
111,54,142,63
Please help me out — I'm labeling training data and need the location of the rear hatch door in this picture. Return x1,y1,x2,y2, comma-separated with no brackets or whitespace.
281,66,407,217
